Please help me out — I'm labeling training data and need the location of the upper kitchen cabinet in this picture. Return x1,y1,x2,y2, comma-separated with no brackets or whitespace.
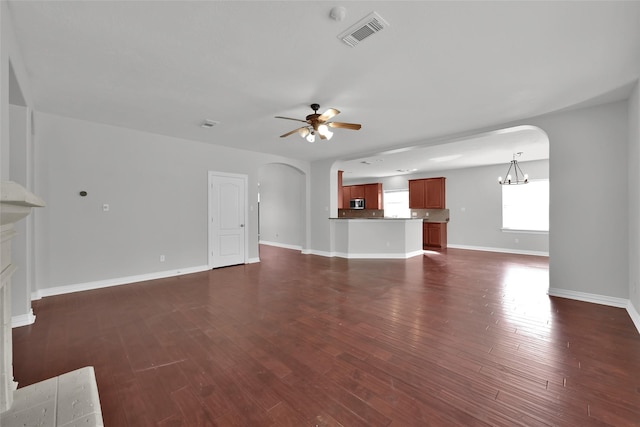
364,183,382,210
342,183,383,210
409,177,446,209
350,185,365,199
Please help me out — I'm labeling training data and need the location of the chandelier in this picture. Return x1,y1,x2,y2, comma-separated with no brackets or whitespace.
498,152,529,185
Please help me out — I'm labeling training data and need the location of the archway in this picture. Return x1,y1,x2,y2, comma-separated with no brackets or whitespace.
257,163,307,251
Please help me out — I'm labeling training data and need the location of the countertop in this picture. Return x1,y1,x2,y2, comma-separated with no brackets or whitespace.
330,217,448,222
329,217,423,220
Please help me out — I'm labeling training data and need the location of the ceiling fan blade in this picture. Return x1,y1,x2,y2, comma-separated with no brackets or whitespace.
280,127,307,138
318,108,340,122
328,122,362,130
275,116,308,124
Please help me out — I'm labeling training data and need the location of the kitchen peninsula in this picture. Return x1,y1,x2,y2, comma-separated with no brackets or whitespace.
330,217,424,259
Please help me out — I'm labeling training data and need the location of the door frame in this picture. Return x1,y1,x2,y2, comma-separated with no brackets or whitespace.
208,171,249,269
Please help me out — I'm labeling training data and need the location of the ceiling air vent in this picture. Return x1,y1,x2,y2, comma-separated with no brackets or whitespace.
201,119,219,129
338,12,390,47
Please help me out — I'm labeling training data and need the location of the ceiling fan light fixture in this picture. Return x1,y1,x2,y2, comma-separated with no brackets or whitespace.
275,103,361,141
306,132,316,143
298,128,310,138
317,124,329,136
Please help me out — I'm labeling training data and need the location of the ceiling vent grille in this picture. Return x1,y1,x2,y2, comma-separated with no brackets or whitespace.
338,12,389,47
201,119,219,128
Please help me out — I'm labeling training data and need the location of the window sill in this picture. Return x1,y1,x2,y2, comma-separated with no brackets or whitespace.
501,228,548,235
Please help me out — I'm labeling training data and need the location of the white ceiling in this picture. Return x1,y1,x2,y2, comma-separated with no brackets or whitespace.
7,1,640,179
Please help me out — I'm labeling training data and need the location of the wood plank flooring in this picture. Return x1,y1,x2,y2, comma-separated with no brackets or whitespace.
12,246,640,426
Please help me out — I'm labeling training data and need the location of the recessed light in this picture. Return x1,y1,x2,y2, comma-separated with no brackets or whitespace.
201,120,219,128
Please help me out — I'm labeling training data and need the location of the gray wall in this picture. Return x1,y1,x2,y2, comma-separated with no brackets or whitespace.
258,163,305,248
33,112,308,291
344,160,550,255
629,81,640,313
9,104,31,319
315,100,633,303
542,101,628,299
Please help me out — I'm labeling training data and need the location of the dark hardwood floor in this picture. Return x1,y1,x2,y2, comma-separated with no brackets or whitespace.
12,246,640,426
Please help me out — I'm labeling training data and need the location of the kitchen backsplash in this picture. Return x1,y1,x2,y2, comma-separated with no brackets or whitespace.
338,209,384,218
410,208,450,221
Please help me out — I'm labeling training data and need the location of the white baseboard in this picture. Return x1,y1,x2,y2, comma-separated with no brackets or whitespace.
308,250,424,259
32,265,210,300
306,249,334,257
247,257,260,264
11,308,36,328
446,244,549,257
547,287,628,308
548,287,640,335
259,240,303,251
627,301,640,334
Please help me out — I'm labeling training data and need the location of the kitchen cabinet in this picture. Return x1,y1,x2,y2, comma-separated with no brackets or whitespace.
342,183,383,209
423,222,447,249
409,177,446,209
342,185,351,209
364,183,382,209
350,185,365,199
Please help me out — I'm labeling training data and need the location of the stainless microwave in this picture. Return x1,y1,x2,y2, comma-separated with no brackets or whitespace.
350,198,365,209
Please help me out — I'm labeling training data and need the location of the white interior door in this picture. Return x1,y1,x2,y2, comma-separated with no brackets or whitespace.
209,172,247,268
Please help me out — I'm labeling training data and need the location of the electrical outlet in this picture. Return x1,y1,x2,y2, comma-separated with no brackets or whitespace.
102,204,109,212
160,255,165,262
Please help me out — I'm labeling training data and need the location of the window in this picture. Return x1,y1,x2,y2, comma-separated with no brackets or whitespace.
384,189,410,218
502,179,549,232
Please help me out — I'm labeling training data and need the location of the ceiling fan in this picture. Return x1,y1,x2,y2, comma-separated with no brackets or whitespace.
275,103,362,142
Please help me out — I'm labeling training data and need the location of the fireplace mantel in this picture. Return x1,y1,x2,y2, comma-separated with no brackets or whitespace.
0,181,45,413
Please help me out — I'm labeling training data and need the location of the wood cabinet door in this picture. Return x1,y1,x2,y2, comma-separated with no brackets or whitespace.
425,178,445,209
409,180,425,208
423,223,447,248
364,183,382,209
342,186,351,209
350,185,365,199
427,223,442,247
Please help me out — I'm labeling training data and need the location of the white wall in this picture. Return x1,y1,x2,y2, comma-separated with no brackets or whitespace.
33,112,308,292
258,163,305,249
308,159,338,256
312,100,630,303
628,81,640,317
9,105,31,321
540,101,628,299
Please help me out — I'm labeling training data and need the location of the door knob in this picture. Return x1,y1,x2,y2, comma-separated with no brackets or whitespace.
240,224,244,227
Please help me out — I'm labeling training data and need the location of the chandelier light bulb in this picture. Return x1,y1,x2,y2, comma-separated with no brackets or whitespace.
299,128,310,138
306,133,315,143
498,176,503,184
507,174,512,182
325,130,334,140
